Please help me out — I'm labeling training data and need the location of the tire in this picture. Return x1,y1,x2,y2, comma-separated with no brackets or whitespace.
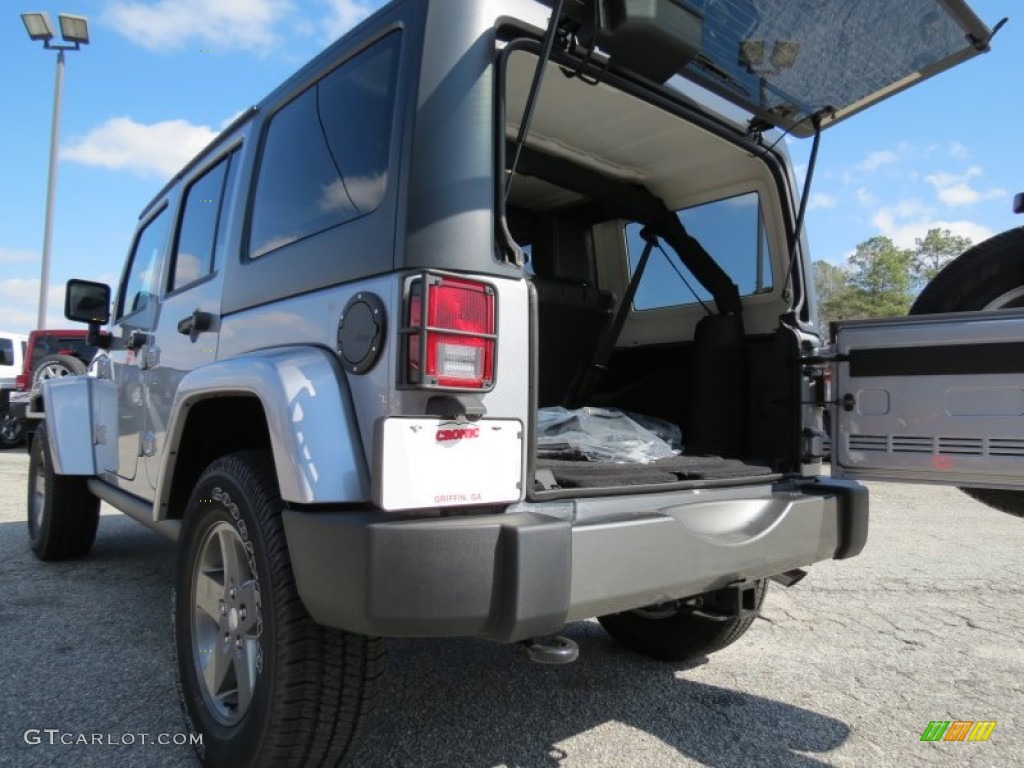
910,226,1024,518
173,451,385,768
912,227,1024,314
0,411,24,447
32,354,88,390
26,423,100,560
598,580,767,662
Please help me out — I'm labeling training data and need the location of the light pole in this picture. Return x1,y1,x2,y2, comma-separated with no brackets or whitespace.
21,11,90,330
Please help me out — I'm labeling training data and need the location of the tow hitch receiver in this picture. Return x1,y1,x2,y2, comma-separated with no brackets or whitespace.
522,635,579,664
689,582,760,622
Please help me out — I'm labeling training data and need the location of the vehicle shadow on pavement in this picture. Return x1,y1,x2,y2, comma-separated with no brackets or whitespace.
355,622,849,768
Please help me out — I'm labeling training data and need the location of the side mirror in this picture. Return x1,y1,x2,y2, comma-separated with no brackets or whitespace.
65,279,111,324
65,279,112,350
1014,192,1023,215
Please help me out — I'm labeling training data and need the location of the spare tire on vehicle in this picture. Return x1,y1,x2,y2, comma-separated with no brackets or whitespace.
910,226,1024,518
32,354,88,390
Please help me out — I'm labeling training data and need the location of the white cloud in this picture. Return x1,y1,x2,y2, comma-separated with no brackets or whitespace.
948,142,970,160
0,248,37,266
807,193,837,210
872,199,931,234
321,0,379,41
860,150,898,171
64,117,219,177
935,183,980,206
319,173,387,215
925,166,1004,207
889,220,994,250
871,201,994,249
0,278,42,302
925,166,981,188
855,188,876,207
104,0,293,52
0,279,67,334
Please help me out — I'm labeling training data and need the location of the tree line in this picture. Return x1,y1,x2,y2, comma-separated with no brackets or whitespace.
813,228,972,333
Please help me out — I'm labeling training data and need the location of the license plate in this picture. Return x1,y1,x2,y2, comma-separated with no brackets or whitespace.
374,417,523,510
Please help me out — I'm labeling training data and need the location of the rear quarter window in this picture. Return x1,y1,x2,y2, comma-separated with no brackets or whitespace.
626,191,773,311
248,33,401,260
31,337,97,367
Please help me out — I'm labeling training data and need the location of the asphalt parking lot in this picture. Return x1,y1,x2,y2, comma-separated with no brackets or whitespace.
0,446,1020,767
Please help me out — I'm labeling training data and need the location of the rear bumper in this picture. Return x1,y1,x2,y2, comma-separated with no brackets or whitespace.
282,477,867,642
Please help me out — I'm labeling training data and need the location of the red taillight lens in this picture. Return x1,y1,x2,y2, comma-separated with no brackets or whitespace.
406,276,495,389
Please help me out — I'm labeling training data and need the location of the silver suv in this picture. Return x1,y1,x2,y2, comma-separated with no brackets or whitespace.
28,1,1010,765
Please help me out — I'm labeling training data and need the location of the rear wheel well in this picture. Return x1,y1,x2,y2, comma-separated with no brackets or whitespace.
166,396,272,520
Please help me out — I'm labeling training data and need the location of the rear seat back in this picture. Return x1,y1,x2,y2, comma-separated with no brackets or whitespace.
528,214,614,406
534,279,614,406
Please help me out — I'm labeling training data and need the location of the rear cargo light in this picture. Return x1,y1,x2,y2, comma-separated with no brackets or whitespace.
404,274,496,390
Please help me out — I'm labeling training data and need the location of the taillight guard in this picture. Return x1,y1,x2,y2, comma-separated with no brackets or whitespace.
400,272,497,391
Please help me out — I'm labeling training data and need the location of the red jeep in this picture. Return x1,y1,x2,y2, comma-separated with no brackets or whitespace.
3,329,100,447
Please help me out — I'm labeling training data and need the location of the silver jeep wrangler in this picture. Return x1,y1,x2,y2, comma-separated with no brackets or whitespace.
28,1,1010,765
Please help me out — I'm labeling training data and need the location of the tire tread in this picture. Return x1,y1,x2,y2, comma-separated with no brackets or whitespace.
27,425,100,561
176,450,385,768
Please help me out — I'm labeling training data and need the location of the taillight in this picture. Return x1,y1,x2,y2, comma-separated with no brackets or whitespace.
404,275,496,390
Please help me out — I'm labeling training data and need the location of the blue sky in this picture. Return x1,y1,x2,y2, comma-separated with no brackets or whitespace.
1,0,1021,333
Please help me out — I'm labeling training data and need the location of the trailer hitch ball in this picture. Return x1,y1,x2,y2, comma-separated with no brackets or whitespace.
522,635,579,664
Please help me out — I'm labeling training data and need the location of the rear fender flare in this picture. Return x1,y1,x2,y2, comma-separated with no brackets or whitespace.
154,346,369,517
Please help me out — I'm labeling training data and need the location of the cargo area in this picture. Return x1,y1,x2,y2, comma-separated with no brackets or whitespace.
508,193,805,495
520,212,803,494
501,50,806,496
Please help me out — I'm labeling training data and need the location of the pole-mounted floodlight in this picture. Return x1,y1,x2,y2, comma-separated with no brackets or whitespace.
58,13,90,45
22,11,90,330
21,12,55,41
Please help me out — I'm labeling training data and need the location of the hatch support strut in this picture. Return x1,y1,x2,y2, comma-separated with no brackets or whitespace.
505,0,564,202
782,111,825,301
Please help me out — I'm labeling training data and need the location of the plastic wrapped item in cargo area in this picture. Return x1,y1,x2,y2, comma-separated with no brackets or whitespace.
537,407,682,464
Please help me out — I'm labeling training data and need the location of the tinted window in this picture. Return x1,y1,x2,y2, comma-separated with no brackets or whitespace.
171,155,231,291
626,192,773,310
120,208,169,319
213,154,241,272
0,339,12,366
30,336,96,366
249,33,401,259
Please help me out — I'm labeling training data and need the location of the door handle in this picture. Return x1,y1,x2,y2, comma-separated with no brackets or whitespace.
177,309,215,339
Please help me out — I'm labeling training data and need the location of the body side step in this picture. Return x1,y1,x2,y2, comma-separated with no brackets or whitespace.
86,478,181,542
